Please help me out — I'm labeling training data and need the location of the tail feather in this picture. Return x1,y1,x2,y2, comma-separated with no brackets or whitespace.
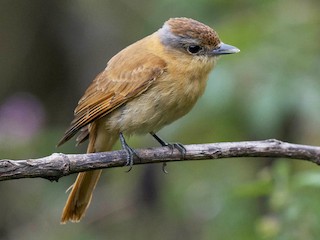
61,170,102,223
60,122,116,224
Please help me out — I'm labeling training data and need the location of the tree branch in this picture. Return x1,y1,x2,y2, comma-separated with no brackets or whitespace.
1,139,320,181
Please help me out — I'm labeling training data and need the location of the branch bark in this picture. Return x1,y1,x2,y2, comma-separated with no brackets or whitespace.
1,139,320,181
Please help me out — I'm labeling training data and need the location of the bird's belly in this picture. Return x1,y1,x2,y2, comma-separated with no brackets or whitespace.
106,79,205,135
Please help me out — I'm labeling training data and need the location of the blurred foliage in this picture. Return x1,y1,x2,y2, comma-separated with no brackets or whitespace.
0,0,320,239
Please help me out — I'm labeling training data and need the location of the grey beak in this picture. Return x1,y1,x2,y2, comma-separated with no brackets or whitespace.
211,42,240,55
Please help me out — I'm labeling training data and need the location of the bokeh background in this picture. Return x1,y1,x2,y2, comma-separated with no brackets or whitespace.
1,0,320,239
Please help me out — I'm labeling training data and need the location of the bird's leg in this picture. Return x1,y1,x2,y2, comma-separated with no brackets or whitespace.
150,132,186,173
119,132,137,172
150,132,186,155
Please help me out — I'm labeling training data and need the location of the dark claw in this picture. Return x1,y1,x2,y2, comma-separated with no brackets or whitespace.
150,132,186,158
150,132,187,173
166,143,186,158
119,133,137,172
162,162,168,174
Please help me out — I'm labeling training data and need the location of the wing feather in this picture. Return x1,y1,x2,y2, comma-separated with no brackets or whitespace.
58,53,166,146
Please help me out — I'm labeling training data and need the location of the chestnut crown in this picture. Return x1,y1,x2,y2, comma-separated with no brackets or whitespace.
159,17,240,56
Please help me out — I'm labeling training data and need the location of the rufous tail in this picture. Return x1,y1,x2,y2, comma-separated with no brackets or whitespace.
60,123,114,223
60,170,102,223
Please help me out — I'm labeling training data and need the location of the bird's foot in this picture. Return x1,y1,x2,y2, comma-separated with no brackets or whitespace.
120,133,138,172
150,132,187,173
164,142,187,156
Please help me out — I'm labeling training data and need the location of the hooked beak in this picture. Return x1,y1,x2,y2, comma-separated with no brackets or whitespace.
211,42,240,56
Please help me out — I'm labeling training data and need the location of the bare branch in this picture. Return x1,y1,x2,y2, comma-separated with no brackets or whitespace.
1,139,320,182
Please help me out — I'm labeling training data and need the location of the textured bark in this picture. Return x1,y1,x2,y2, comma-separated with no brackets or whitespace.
1,139,320,181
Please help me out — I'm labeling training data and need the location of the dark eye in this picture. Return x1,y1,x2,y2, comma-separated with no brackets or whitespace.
187,45,203,54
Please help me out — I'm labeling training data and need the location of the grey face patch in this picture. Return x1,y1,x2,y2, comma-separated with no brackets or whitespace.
161,18,220,47
158,23,201,50
158,20,222,57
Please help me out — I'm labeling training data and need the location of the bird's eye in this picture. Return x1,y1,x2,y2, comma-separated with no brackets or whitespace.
187,45,203,54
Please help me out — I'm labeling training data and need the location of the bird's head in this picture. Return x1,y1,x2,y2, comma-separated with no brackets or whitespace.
158,18,239,60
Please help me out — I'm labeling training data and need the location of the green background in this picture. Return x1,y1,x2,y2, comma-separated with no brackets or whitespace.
1,0,320,239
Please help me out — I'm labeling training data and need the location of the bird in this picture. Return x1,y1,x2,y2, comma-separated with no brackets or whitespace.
58,17,240,223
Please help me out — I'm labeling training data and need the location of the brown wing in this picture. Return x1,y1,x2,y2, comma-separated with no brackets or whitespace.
58,53,167,146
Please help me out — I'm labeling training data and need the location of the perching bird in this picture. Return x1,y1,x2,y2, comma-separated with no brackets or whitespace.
58,17,239,223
